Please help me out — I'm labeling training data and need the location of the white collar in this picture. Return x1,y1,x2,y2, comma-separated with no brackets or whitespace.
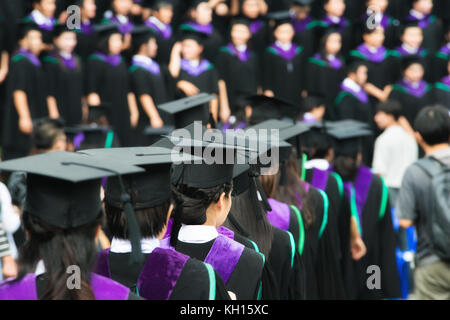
326,54,336,61
409,9,425,20
31,9,53,26
327,15,341,24
236,44,247,52
35,260,46,276
59,51,72,59
343,77,362,92
116,14,129,24
275,41,292,51
133,54,154,65
148,16,167,29
178,224,218,244
365,45,379,53
305,159,330,171
403,77,420,88
188,59,200,67
110,237,160,254
401,43,419,54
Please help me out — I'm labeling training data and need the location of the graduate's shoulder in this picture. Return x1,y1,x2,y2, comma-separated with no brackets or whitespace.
271,227,296,268
232,232,260,251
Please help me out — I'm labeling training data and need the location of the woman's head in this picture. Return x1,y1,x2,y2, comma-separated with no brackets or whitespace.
321,30,342,56
362,25,385,47
80,0,97,19
181,38,203,60
404,61,424,82
153,3,173,24
23,29,43,55
273,23,295,44
54,30,77,54
401,25,423,48
112,0,133,16
241,0,261,19
190,1,213,25
412,0,433,15
230,22,251,46
33,0,56,18
324,0,346,17
366,0,389,13
108,33,124,55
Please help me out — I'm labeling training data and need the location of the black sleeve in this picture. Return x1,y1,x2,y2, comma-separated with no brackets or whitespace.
214,270,232,301
209,67,219,95
10,59,29,92
262,51,273,92
130,69,151,98
43,60,58,97
86,58,104,95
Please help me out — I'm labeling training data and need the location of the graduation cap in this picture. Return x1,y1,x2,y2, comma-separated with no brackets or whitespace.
328,125,373,157
65,125,114,150
246,95,299,125
52,23,76,38
267,11,293,30
157,93,215,129
142,125,176,146
131,25,157,52
17,19,42,39
401,54,424,71
188,0,209,9
179,28,209,44
94,22,122,39
142,0,173,9
0,151,144,230
230,17,251,28
292,0,314,6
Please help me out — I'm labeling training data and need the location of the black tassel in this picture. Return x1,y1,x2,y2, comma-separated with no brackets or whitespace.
279,162,287,186
248,169,265,219
170,193,184,248
255,177,272,212
121,193,143,265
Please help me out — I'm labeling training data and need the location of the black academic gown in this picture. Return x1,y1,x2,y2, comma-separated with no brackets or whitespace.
176,60,220,97
263,43,306,106
174,235,265,300
405,13,443,54
43,53,83,126
306,55,346,120
101,250,230,300
86,53,133,147
2,52,48,160
430,45,449,83
432,79,450,107
340,166,401,300
216,45,260,113
178,23,224,63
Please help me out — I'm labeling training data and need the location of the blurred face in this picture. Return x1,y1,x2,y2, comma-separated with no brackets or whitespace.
412,0,433,15
231,24,251,46
292,5,311,20
81,0,97,19
53,133,67,151
354,65,368,85
181,39,203,60
155,6,173,24
55,31,77,54
192,2,212,25
324,0,346,17
404,63,424,82
145,37,158,58
35,0,56,18
242,0,260,19
363,26,385,47
374,111,394,129
367,0,389,13
402,27,423,48
113,0,133,16
274,23,295,44
108,33,123,55
325,32,342,55
25,30,43,55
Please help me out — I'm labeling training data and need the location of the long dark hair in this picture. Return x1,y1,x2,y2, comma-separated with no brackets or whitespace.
170,182,233,247
319,29,342,63
333,155,359,182
9,212,101,300
223,190,273,257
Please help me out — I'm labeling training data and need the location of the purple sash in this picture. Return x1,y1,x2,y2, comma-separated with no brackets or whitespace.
180,59,212,76
249,20,264,34
145,19,172,39
163,218,173,239
92,52,122,66
109,16,134,34
131,57,161,75
183,22,213,35
217,226,235,240
406,13,433,29
311,167,329,191
321,16,348,31
439,44,450,56
48,52,76,70
340,81,369,103
0,273,129,300
343,166,373,226
293,16,313,33
294,180,310,209
266,198,290,231
28,14,55,31
226,43,251,62
17,49,41,67
441,75,450,87
356,44,387,63
204,235,245,284
313,53,342,69
395,45,426,57
361,14,391,29
269,43,301,60
398,79,428,98
80,21,94,35
95,248,189,300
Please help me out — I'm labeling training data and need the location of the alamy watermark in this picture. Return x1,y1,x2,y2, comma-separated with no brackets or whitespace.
66,5,81,30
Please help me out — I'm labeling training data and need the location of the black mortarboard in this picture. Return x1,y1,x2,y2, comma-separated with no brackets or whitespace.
230,17,251,28
143,125,176,146
267,11,293,30
157,93,215,129
0,151,143,229
179,28,209,44
246,95,299,125
65,125,114,151
292,0,314,6
401,55,424,71
142,0,173,9
18,19,41,39
131,25,157,52
53,23,75,38
328,125,373,157
189,0,209,9
94,22,122,39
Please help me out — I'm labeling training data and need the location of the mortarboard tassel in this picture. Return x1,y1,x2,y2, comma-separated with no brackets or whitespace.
279,162,287,186
248,169,264,219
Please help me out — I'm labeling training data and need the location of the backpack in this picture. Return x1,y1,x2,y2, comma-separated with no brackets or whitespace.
416,156,450,261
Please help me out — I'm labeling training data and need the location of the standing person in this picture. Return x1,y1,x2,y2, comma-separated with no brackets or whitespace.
2,22,49,161
0,152,141,300
239,0,270,54
217,19,260,119
306,29,345,119
74,0,98,63
129,27,174,146
396,105,450,300
372,100,418,204
86,147,231,300
102,0,135,51
263,12,306,106
432,60,449,107
290,0,320,59
23,0,57,51
43,25,84,126
143,0,175,65
331,124,401,300
179,0,224,63
86,24,137,147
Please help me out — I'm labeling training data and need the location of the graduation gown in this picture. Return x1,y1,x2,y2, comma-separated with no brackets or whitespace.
86,52,133,147
306,53,346,120
74,22,97,63
388,79,435,126
388,46,432,83
170,232,265,300
405,12,443,54
333,82,373,124
316,16,353,54
177,59,220,97
431,44,449,83
179,22,224,63
2,50,48,160
216,44,260,113
129,57,175,145
42,52,83,126
23,13,57,46
340,166,401,299
0,273,139,300
247,18,270,55
433,76,450,107
292,16,320,63
263,43,306,106
359,14,400,49
95,247,229,300
144,17,175,66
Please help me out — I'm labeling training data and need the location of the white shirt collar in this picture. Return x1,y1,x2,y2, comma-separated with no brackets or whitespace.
305,159,330,171
31,9,53,26
59,51,72,59
110,237,160,254
116,14,129,24
133,54,154,65
35,260,46,276
275,41,292,51
409,9,425,20
236,44,247,52
188,59,200,67
327,15,341,24
343,77,362,92
326,54,336,61
401,43,419,54
365,45,379,53
403,77,420,88
178,224,218,244
148,16,167,30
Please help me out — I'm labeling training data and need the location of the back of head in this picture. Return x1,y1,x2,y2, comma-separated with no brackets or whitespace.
376,100,403,121
32,118,65,153
414,105,450,146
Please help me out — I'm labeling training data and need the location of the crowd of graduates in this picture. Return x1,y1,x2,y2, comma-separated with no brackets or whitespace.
0,0,448,301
